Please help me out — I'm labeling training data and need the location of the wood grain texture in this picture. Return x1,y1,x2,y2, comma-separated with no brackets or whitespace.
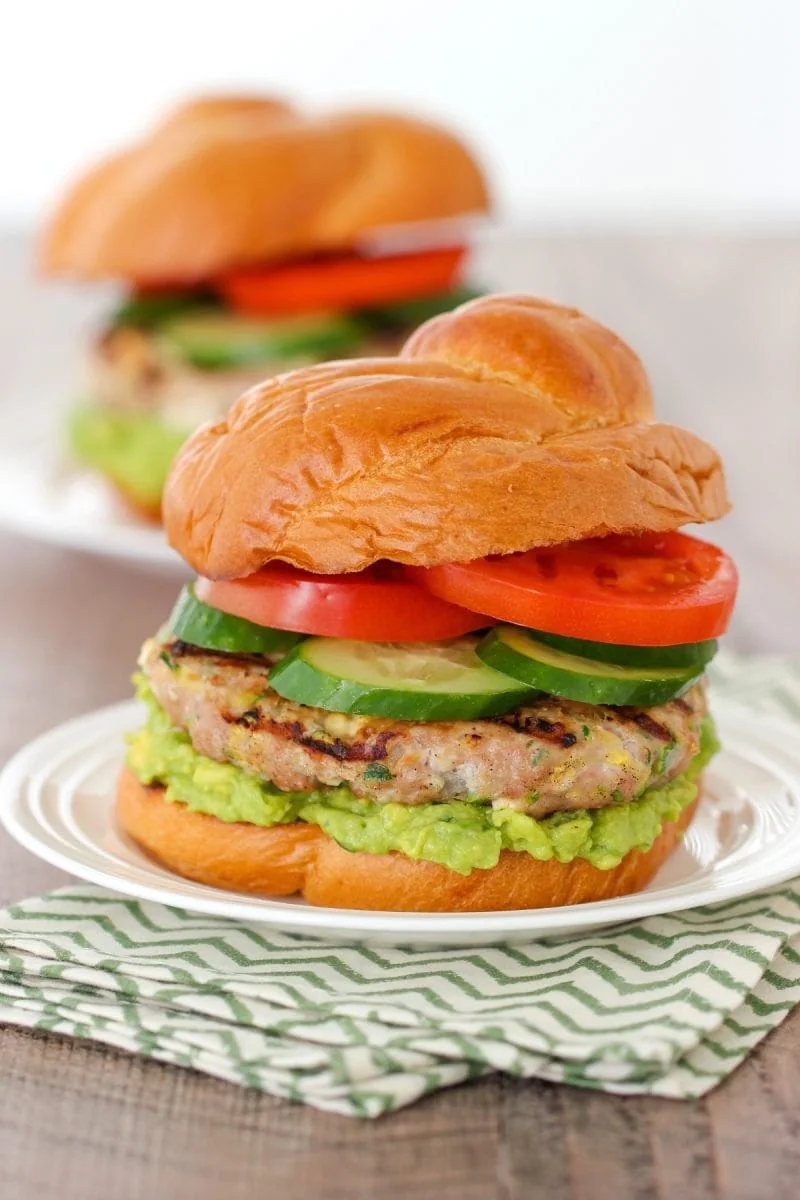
0,231,799,1200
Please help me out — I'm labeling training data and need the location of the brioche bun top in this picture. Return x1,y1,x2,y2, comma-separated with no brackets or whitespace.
163,294,730,579
40,94,489,283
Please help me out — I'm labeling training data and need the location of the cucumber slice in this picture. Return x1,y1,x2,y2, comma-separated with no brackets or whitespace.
531,628,718,670
269,636,540,721
158,310,366,370
477,626,702,707
111,291,218,330
168,585,303,656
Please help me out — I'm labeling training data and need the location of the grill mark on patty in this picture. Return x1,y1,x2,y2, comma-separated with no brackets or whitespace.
230,708,261,728
490,713,578,748
616,710,674,742
223,709,397,762
286,723,397,762
169,641,272,668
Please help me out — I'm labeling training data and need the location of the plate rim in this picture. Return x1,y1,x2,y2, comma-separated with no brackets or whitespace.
0,436,184,572
2,698,800,938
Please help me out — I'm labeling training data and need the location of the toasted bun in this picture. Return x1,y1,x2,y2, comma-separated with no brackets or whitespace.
164,293,730,578
117,768,699,912
41,95,489,282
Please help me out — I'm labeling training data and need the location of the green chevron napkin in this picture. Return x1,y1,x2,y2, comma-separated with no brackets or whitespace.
0,883,798,1115
0,654,798,1118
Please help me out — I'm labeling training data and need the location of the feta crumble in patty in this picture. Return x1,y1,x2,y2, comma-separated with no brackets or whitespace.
141,637,708,818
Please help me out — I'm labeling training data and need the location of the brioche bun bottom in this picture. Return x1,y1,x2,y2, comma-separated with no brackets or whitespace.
116,768,698,913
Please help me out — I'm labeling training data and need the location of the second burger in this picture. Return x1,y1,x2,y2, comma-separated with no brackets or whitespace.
41,95,489,519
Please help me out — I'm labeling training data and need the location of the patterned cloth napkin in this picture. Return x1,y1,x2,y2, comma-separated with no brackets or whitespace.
0,654,798,1118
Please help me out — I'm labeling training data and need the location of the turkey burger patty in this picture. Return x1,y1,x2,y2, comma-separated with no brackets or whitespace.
86,321,409,428
142,637,709,818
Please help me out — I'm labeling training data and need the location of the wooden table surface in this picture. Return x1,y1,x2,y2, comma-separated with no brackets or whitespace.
1,233,799,1199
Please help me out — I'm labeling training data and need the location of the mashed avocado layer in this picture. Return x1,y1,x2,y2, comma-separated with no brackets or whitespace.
69,403,187,508
127,682,719,876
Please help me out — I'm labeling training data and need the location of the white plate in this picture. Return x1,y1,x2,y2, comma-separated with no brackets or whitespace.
1,699,800,946
0,424,185,574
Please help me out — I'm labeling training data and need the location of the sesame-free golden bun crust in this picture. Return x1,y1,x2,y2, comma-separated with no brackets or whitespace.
117,769,699,912
163,294,730,578
40,94,489,283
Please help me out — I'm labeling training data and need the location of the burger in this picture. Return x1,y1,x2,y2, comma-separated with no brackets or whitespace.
119,294,736,912
40,95,489,520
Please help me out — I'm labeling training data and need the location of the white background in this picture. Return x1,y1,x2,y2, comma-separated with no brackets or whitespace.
3,0,798,227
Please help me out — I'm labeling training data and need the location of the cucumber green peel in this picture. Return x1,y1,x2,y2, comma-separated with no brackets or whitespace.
478,626,702,707
168,585,303,656
158,310,367,370
269,636,540,720
531,628,718,670
110,291,218,330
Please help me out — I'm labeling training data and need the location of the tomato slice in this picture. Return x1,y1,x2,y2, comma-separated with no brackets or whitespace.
195,563,488,642
406,533,738,647
218,247,466,317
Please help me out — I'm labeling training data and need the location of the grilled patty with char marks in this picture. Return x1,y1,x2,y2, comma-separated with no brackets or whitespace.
142,638,708,817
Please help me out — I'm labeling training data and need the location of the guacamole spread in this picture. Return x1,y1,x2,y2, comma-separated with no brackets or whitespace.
127,681,719,876
69,403,187,507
